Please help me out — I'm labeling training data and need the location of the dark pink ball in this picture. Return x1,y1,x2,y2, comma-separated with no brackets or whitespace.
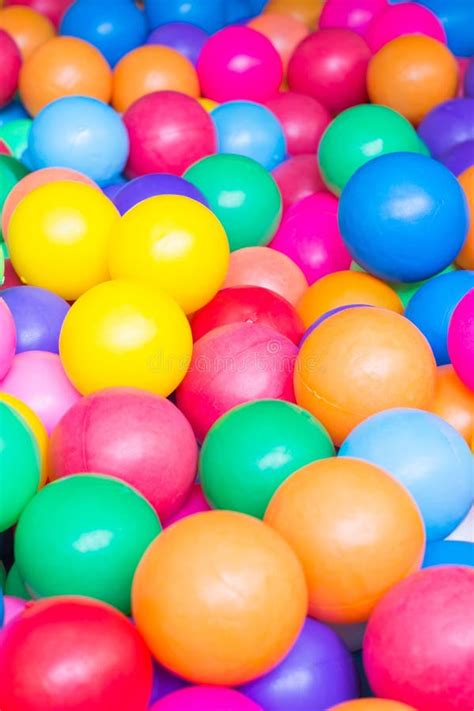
0,30,22,108
151,686,263,711
163,483,211,528
272,155,325,213
48,388,198,521
265,92,331,156
319,0,388,38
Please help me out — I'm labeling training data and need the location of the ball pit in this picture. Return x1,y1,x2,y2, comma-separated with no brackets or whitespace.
319,0,387,38
416,0,474,58
272,154,325,211
113,173,207,215
265,92,331,156
365,2,446,53
0,391,48,486
145,0,226,34
418,98,474,159
448,289,474,392
0,5,55,60
151,687,263,711
1,285,69,353
147,22,208,67
248,12,309,72
3,0,75,28
0,29,21,109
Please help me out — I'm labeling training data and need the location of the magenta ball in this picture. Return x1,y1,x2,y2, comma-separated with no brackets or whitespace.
265,92,331,156
270,192,351,283
319,0,388,38
0,351,80,433
176,323,297,442
151,686,263,711
448,289,474,391
1,596,27,628
0,298,16,380
163,483,211,527
365,2,447,53
272,155,325,212
48,388,198,521
197,26,283,104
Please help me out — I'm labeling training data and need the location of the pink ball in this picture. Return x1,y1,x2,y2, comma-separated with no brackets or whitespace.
365,2,447,53
272,155,325,212
287,29,371,115
0,351,80,433
197,26,283,104
265,92,331,156
0,30,21,108
448,289,474,392
163,484,211,528
319,0,388,38
2,596,27,627
270,192,351,284
48,388,198,521
0,299,16,380
176,323,297,442
151,685,263,711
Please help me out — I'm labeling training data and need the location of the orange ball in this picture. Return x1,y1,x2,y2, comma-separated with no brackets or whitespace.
329,700,417,711
132,510,307,685
456,166,474,270
367,35,458,126
19,36,112,116
264,0,324,28
296,270,403,329
295,307,437,445
249,12,309,72
429,364,474,446
112,45,200,113
265,457,425,624
224,246,308,306
0,6,55,60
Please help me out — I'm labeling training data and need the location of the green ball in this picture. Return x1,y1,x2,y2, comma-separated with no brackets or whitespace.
200,400,335,518
0,402,40,532
0,155,28,241
4,563,31,600
0,119,32,161
0,561,6,589
184,153,282,251
318,104,425,195
15,474,162,614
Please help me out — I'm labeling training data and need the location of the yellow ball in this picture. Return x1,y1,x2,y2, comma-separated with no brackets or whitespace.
0,392,48,487
108,195,230,314
198,97,219,112
8,181,119,301
59,279,193,396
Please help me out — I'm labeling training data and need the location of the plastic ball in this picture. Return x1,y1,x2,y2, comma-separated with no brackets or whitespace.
147,22,208,67
198,97,219,112
448,289,474,392
113,173,207,215
132,510,307,685
4,563,30,600
224,246,308,305
265,92,331,156
364,566,474,711
109,195,229,314
59,280,192,397
1,595,26,627
101,180,126,200
212,100,286,171
8,180,119,300
0,596,153,711
457,167,474,270
49,388,198,521
151,687,263,711
418,98,474,159
367,35,458,126
295,307,436,445
318,104,426,195
0,29,21,109
0,154,29,224
176,323,297,442
442,139,474,176
265,457,425,623
0,401,40,531
145,0,226,34
264,0,323,27
112,45,199,114
3,0,74,28
329,702,416,711
416,0,474,58
365,2,446,53
0,391,48,486
430,365,474,445
0,297,15,379
149,661,188,706
1,286,69,354
0,5,54,60
123,91,216,178
465,59,474,97
423,540,473,568
272,154,325,211
15,474,161,612
248,12,309,72
339,153,469,283
200,400,334,518
0,117,31,161
191,286,304,344
287,29,371,115
60,0,147,67
163,483,211,528
184,153,282,251
319,0,387,38
270,193,351,284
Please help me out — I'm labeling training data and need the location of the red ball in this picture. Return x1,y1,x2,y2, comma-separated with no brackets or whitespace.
265,92,331,156
191,286,304,344
0,29,22,108
176,323,297,442
0,597,153,711
48,388,198,521
4,0,73,27
364,566,474,711
272,154,325,212
287,29,371,115
123,91,217,178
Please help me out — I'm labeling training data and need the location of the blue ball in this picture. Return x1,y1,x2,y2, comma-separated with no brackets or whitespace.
0,101,29,128
416,0,474,58
60,0,148,67
145,0,226,33
28,97,129,187
212,101,287,171
423,540,473,568
339,408,474,541
338,152,469,283
405,270,474,365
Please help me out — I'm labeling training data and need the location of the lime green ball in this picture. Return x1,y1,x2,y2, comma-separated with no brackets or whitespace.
200,400,335,518
0,119,32,161
184,153,282,251
15,474,162,614
318,104,425,195
4,563,31,600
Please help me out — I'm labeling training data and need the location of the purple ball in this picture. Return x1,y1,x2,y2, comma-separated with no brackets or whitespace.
146,22,208,65
301,304,368,346
0,286,69,354
112,173,208,215
441,140,474,176
102,181,127,200
239,618,358,711
465,59,474,98
150,661,187,705
418,98,474,159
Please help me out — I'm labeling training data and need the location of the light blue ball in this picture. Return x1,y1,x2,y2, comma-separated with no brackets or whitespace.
145,0,226,33
338,152,469,283
28,96,129,187
212,101,287,171
405,270,474,365
339,408,474,541
423,540,473,568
